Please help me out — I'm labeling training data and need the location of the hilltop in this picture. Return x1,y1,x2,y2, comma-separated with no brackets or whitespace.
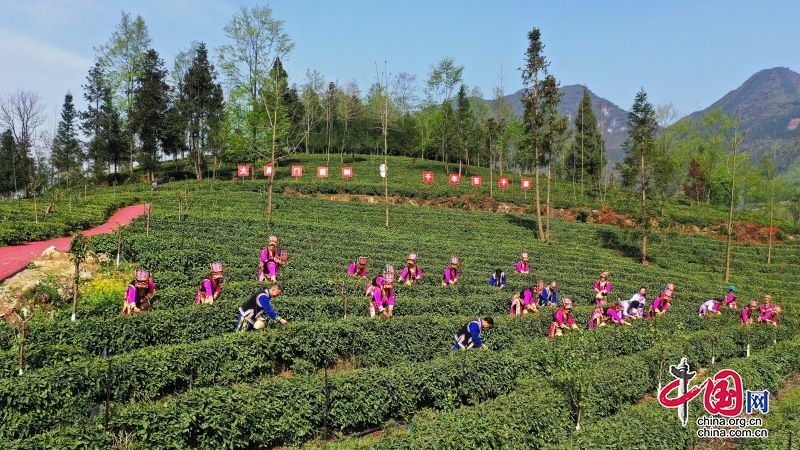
686,67,800,171
489,67,800,176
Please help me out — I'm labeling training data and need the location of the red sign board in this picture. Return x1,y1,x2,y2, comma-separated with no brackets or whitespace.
237,165,250,177
422,171,434,183
498,177,509,189
317,166,329,178
521,178,532,190
263,164,273,177
342,167,353,179
449,173,461,185
470,175,483,187
291,165,303,177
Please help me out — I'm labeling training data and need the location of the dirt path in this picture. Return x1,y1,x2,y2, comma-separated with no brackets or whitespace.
0,203,150,282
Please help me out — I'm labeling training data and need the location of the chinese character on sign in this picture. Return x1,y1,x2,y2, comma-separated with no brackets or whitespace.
498,177,509,189
342,167,353,179
659,359,745,427
263,164,273,177
422,171,434,183
237,165,250,177
471,175,482,187
317,166,329,178
449,174,460,185
746,390,770,414
291,165,303,177
521,178,532,190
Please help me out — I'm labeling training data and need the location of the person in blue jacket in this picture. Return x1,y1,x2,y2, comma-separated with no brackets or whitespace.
489,269,507,289
453,317,494,350
235,284,287,331
539,280,559,307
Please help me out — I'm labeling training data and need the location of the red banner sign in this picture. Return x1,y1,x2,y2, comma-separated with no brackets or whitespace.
498,177,509,189
342,167,353,179
263,164,273,177
521,178,532,190
237,165,250,177
317,166,329,178
470,175,483,187
291,165,303,177
422,171,434,183
449,173,460,185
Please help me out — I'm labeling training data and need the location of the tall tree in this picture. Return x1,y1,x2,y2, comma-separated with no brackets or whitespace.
391,72,419,157
539,75,569,242
263,56,297,223
299,70,324,154
172,41,202,91
393,71,418,116
180,43,225,180
96,12,152,171
0,130,16,196
482,117,499,197
621,88,658,264
50,92,84,181
724,116,743,283
130,49,171,183
492,68,514,176
337,80,361,162
454,84,475,174
102,89,125,174
218,5,293,163
324,81,338,165
425,57,463,170
566,88,604,196
521,27,549,242
81,63,109,178
0,90,42,196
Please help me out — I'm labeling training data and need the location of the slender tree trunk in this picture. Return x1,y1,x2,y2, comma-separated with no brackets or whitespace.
18,320,26,375
326,104,332,166
767,147,775,264
489,151,494,199
442,108,449,172
580,130,585,198
71,259,80,321
305,121,310,154
534,146,544,241
724,130,739,282
546,164,552,242
340,119,348,164
641,152,649,264
266,80,280,224
598,132,605,200
383,101,390,228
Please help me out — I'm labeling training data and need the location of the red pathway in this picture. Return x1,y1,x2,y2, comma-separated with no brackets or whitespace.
0,203,151,282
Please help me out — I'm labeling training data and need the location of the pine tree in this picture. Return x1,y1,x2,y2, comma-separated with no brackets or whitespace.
0,130,15,196
81,63,110,178
521,27,550,242
102,88,125,174
621,88,658,264
455,84,475,173
51,93,84,180
180,43,225,179
539,75,569,241
566,88,605,195
130,49,170,182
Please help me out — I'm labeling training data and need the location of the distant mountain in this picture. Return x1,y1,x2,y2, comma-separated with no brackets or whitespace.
488,84,630,164
685,67,800,172
486,68,800,175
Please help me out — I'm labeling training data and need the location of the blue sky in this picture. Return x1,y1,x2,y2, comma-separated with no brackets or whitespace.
1,0,798,129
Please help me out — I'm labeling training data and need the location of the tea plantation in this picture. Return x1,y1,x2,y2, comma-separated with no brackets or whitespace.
1,155,798,449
